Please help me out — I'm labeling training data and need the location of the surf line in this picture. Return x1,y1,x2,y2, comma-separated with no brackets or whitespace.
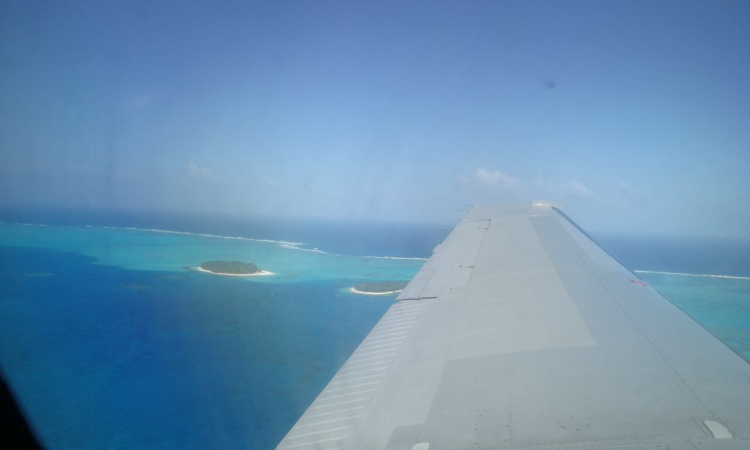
634,270,750,281
8,221,429,261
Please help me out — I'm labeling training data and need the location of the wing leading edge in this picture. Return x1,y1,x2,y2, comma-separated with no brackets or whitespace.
276,204,750,450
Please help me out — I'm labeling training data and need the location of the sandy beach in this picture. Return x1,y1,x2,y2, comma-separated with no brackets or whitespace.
196,266,276,277
349,287,403,296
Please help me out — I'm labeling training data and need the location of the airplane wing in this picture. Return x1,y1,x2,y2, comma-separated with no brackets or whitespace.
275,204,750,450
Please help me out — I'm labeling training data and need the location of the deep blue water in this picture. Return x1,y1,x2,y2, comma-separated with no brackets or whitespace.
596,233,750,278
0,246,392,449
0,208,749,450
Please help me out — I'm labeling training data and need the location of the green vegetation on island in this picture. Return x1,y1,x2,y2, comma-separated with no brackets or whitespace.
199,260,260,275
354,281,408,293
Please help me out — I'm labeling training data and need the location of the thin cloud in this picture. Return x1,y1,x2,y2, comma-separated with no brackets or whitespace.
186,158,217,182
561,179,591,199
530,177,593,203
470,168,522,191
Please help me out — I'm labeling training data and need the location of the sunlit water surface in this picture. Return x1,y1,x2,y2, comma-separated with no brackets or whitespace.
0,218,748,449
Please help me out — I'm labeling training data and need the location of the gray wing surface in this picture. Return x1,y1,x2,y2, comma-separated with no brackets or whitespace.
276,204,750,450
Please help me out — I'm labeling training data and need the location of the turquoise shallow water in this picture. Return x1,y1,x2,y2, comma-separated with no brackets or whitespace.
637,271,750,360
0,221,749,449
0,223,426,283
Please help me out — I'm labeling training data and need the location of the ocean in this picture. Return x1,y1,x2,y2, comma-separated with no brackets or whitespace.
0,209,748,449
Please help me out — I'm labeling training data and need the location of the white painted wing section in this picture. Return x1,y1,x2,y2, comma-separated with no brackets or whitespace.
276,204,750,450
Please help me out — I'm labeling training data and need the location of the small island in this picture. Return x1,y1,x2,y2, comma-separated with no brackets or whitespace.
351,281,409,296
197,260,275,277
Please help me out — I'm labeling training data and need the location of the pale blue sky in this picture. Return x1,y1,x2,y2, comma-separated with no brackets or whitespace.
1,0,749,238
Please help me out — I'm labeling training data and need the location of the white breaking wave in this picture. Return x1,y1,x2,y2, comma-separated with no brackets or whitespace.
634,270,750,281
6,221,429,260
361,255,429,261
105,226,305,247
277,242,328,254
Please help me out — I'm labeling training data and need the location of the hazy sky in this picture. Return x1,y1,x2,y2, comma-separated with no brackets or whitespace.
1,0,749,238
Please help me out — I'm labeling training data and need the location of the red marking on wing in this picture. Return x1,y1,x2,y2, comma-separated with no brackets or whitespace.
630,279,647,286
